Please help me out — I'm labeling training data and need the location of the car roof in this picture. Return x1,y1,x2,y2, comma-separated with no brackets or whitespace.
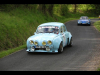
38,22,64,27
80,16,88,19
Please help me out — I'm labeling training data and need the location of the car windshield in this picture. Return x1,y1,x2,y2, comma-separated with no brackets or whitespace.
80,17,88,19
37,26,59,34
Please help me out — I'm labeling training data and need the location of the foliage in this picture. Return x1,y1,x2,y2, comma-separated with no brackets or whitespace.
94,20,100,31
60,4,69,16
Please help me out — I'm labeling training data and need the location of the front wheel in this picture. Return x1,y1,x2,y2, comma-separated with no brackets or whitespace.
58,42,63,53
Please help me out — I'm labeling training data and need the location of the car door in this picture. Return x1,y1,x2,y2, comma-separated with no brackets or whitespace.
63,25,69,47
60,25,66,47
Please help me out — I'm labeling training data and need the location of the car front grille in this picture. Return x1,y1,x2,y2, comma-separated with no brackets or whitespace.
35,48,46,50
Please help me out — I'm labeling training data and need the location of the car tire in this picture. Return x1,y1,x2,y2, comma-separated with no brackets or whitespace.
58,42,63,53
68,37,72,47
67,38,69,46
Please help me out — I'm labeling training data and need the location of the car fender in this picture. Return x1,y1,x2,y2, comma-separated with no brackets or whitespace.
77,20,79,22
26,39,30,49
68,32,72,44
89,19,91,22
53,36,62,49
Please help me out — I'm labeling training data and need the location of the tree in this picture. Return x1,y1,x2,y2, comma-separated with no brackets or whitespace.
60,4,69,16
74,4,77,13
47,4,54,16
38,4,46,14
89,4,100,15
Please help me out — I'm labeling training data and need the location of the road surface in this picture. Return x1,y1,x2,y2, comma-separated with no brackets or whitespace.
0,19,100,71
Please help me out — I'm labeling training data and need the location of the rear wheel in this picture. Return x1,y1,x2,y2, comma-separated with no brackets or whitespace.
68,37,72,47
58,42,63,53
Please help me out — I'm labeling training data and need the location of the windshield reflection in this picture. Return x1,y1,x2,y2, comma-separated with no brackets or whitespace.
37,26,59,34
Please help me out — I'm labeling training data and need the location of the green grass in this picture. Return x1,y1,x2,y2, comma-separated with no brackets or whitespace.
92,20,100,71
0,44,26,58
94,20,100,71
0,6,98,59
97,67,100,71
94,20,100,31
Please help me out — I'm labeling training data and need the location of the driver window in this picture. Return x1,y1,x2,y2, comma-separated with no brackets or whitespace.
63,25,65,32
63,25,67,32
60,26,63,33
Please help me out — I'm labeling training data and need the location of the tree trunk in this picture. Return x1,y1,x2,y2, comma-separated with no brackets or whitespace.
48,4,54,16
74,4,77,13
38,4,46,14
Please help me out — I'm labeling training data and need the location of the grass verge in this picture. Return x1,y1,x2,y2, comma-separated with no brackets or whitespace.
0,44,26,58
97,67,100,71
93,20,100,31
93,20,100,71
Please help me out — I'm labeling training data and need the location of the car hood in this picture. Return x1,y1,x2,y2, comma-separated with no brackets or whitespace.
28,33,58,42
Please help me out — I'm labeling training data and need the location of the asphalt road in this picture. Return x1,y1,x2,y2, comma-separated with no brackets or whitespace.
0,19,100,71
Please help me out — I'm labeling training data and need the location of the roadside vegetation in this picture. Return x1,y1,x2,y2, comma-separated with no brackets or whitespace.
94,20,100,31
93,20,100,71
0,4,98,58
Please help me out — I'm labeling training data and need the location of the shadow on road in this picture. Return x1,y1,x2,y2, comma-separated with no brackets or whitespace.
77,24,91,26
26,46,71,55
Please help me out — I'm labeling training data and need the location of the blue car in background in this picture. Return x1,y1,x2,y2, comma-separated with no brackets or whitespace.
26,22,72,53
77,16,91,26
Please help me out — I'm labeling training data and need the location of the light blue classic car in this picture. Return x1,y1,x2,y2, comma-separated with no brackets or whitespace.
26,22,72,53
77,16,91,26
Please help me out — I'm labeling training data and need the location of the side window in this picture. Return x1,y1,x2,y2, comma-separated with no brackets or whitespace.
63,25,65,32
63,25,67,32
60,26,63,33
65,25,67,31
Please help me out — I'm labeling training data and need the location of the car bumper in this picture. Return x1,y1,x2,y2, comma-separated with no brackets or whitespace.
78,23,90,25
26,49,58,53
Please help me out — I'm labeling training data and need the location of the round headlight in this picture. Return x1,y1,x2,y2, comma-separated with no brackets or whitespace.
48,40,52,45
42,41,46,45
29,40,34,45
34,41,38,45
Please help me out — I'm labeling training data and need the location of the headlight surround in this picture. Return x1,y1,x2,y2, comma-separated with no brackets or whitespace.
78,20,81,23
42,41,46,45
34,41,38,45
29,40,34,45
48,40,52,45
87,20,89,23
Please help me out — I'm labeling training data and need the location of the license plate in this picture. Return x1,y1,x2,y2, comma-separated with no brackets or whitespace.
35,46,46,48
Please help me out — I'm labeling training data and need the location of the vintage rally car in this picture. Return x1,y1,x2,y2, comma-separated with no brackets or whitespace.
77,16,91,25
26,22,72,53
